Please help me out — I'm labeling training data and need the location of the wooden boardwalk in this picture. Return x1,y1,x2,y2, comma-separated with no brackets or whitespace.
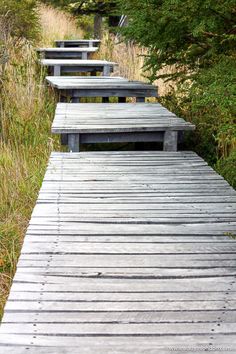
1,36,236,353
0,151,236,352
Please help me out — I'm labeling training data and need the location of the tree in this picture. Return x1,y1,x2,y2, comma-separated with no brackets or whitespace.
71,1,118,37
117,0,236,82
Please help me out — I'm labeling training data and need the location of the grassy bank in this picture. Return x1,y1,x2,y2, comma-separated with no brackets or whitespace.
0,4,82,317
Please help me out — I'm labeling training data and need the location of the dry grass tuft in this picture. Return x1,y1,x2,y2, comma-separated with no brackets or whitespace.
39,4,83,46
99,33,148,81
99,32,175,97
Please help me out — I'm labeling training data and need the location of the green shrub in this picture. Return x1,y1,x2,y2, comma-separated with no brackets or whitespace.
0,0,39,43
216,151,236,189
160,56,236,185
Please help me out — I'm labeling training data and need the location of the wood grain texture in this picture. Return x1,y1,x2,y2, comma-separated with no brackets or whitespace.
0,151,236,352
52,103,195,133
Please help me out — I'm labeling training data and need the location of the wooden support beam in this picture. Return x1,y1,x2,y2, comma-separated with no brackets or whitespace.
82,52,88,60
163,131,178,151
103,65,111,76
53,65,61,76
68,134,80,152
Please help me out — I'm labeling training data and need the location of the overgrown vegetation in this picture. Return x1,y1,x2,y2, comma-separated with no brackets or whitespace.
117,0,236,187
0,2,82,317
0,0,40,44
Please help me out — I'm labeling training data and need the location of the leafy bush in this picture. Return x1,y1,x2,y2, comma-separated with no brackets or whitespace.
161,56,236,177
216,151,236,188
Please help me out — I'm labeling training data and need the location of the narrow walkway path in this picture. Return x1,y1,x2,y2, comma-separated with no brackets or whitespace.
0,151,236,352
0,37,236,353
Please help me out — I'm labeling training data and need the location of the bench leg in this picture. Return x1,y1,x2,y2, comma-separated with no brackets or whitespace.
163,131,178,151
68,134,80,152
136,97,145,103
103,65,111,76
53,65,61,76
82,52,88,60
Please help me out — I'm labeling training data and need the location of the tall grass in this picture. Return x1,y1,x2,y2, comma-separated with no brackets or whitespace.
99,32,174,96
39,4,83,46
0,4,82,317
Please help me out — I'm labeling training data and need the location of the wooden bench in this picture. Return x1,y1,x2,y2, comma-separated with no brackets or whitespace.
55,39,101,48
52,103,195,151
37,47,98,60
46,76,158,102
40,59,117,76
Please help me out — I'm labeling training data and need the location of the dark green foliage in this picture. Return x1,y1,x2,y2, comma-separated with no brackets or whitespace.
216,151,236,188
162,56,235,160
40,0,73,8
160,56,236,187
117,0,236,188
117,0,236,81
0,0,39,43
70,1,116,15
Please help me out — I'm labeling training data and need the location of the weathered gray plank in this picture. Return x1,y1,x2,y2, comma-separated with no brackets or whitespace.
1,322,235,335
